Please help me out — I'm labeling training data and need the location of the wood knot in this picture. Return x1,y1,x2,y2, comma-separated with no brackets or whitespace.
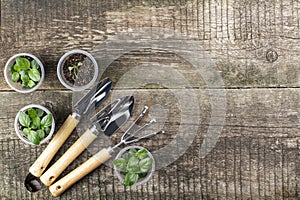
266,49,278,63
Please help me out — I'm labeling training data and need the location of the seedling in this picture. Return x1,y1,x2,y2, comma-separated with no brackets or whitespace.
18,108,52,145
113,148,153,186
9,57,41,88
68,62,83,80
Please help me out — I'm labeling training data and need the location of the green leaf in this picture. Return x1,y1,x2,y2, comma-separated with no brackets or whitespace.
22,128,30,136
12,72,20,82
44,126,51,134
128,148,138,157
68,66,74,71
28,130,40,145
112,158,126,169
31,60,39,69
21,74,30,83
32,116,41,129
15,57,30,70
28,68,41,82
136,148,148,160
22,82,28,88
19,70,27,75
77,62,83,66
31,123,38,130
41,114,52,127
123,172,139,186
13,64,20,72
27,80,36,88
138,172,148,178
27,108,37,119
36,130,45,140
120,170,127,176
122,152,130,161
139,157,153,173
122,148,138,161
18,111,31,127
36,109,44,117
9,66,16,73
126,156,140,173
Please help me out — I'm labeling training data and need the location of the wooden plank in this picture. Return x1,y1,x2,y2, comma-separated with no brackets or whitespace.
0,89,299,198
1,135,299,199
1,88,299,140
0,0,299,199
1,0,299,90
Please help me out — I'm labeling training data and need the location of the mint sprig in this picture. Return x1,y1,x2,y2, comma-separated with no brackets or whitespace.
113,148,153,186
10,57,41,88
18,108,52,145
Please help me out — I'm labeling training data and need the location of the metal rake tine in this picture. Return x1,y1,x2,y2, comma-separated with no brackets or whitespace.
124,131,165,144
121,106,148,140
124,118,156,141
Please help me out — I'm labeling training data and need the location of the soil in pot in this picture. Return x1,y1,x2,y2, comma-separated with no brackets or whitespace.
62,53,95,86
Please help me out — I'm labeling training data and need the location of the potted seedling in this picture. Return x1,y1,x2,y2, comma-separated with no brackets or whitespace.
14,104,55,145
57,49,99,91
4,53,45,93
113,146,155,187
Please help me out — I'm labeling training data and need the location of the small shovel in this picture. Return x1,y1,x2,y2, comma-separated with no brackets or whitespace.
28,78,112,178
49,106,164,197
40,96,135,186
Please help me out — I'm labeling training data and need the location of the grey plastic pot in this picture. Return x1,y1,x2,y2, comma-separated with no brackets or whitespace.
14,104,55,146
4,53,45,93
113,146,155,187
57,49,99,91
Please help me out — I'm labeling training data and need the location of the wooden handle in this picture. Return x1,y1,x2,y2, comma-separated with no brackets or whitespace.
49,148,111,197
40,129,97,186
29,115,79,177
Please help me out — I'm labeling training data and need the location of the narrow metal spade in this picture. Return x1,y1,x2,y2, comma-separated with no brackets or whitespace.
40,96,134,186
29,78,112,178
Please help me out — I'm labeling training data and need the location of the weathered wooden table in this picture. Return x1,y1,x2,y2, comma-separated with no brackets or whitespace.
1,1,299,199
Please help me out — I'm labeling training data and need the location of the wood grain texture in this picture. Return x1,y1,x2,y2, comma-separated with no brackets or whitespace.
0,89,299,199
0,89,299,139
0,0,299,90
0,0,299,199
1,130,299,199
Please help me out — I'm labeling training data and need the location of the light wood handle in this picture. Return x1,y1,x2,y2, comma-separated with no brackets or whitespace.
29,115,79,177
49,148,111,197
40,129,97,186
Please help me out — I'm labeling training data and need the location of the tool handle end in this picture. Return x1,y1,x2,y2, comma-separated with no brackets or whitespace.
49,148,111,197
40,129,97,186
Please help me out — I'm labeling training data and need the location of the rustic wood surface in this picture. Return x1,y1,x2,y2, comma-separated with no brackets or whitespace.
1,0,299,199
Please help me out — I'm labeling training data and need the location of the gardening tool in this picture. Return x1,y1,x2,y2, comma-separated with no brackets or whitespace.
28,77,112,178
40,96,135,186
25,95,134,192
49,106,165,197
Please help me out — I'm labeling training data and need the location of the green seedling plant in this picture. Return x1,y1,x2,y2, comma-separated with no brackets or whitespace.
113,148,153,186
18,108,52,145
68,61,83,80
9,57,41,88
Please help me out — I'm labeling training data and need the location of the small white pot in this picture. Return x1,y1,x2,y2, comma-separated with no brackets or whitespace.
57,49,99,91
114,146,155,187
4,53,45,93
14,104,55,146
